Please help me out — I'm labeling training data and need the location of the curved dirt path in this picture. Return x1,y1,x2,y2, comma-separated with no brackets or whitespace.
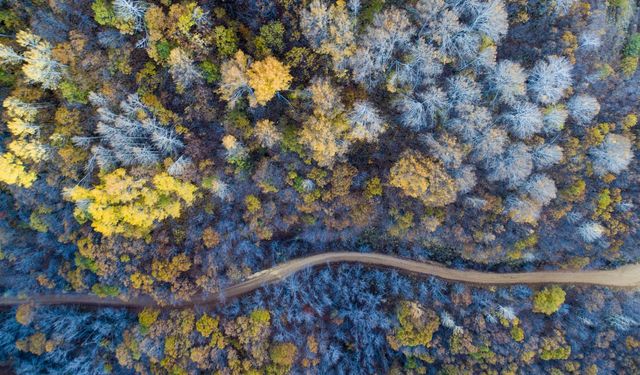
1,252,639,308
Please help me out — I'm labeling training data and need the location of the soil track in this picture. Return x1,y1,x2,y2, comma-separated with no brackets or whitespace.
1,252,639,308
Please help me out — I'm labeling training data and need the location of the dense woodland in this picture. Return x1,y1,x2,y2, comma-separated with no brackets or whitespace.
0,0,639,373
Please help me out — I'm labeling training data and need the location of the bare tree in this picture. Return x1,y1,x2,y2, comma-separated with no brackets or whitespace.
528,56,573,105
487,143,533,188
348,101,386,142
300,0,329,49
542,105,568,134
578,221,605,242
502,102,543,139
568,94,600,125
523,174,557,205
454,165,477,194
488,60,526,105
73,93,183,171
447,75,481,105
533,144,564,169
446,103,492,142
590,133,633,176
169,48,203,93
465,0,508,42
396,87,448,131
472,127,507,162
506,195,542,225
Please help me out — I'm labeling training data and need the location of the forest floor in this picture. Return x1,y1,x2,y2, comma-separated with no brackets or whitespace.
2,252,639,309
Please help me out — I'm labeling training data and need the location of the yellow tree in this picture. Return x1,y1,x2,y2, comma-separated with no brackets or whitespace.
65,168,197,238
247,56,292,106
0,152,37,187
299,78,350,167
390,150,458,207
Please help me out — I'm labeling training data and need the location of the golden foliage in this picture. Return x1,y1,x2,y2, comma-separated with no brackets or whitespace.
151,254,192,283
389,150,458,207
65,169,197,238
247,56,292,106
0,152,37,187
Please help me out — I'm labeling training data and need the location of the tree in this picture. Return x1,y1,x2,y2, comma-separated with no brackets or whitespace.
489,60,526,105
65,168,198,238
213,26,238,57
503,102,543,139
523,174,557,205
347,101,386,142
195,314,219,337
299,78,350,167
578,221,605,242
528,56,573,105
269,342,297,367
247,56,292,106
568,94,600,125
299,114,349,168
387,301,440,349
542,105,568,133
487,143,533,188
390,150,458,207
255,22,285,56
532,286,566,315
533,144,563,169
217,50,251,108
168,48,202,93
590,133,633,176
254,119,282,148
0,152,37,187
0,30,65,89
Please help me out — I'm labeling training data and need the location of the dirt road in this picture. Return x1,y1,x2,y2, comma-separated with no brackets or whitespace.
1,252,639,308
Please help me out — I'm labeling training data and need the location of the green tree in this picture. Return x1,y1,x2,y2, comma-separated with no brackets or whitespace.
388,301,440,350
532,286,566,315
255,22,285,56
214,26,239,57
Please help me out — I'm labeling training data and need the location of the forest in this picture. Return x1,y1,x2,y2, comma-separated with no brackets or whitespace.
0,0,639,373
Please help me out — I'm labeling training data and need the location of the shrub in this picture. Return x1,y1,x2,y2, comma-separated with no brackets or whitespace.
623,33,640,57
